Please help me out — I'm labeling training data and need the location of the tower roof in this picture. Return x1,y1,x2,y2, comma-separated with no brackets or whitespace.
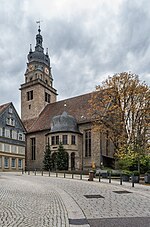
51,111,79,133
27,25,50,67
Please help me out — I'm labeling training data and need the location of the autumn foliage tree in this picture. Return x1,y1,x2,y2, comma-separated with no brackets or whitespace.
90,72,150,169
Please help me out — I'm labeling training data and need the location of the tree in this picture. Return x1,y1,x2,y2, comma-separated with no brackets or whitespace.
56,142,68,170
43,144,52,171
90,72,150,163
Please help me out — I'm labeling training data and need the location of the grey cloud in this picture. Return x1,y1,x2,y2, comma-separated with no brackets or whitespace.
0,0,150,114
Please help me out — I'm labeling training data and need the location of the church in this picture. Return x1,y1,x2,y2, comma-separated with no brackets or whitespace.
20,26,115,171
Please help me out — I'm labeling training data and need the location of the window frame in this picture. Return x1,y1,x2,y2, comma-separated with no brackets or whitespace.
4,157,9,168
18,159,22,169
45,92,50,103
85,130,91,157
71,135,76,145
11,158,16,168
62,135,68,145
27,90,33,101
31,138,36,160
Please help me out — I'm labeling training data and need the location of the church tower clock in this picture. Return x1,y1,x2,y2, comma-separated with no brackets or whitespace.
20,25,57,123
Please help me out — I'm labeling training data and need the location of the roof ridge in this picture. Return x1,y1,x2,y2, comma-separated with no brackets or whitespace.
57,91,93,103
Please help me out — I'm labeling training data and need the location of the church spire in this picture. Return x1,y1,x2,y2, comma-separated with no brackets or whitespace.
35,21,43,50
27,22,50,67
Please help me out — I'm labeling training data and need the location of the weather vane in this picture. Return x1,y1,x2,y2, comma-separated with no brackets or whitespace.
36,20,43,33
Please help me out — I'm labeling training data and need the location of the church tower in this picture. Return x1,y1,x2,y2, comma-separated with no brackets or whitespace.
20,25,57,122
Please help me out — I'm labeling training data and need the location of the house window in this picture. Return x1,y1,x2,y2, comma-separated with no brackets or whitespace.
31,138,36,160
12,130,17,140
45,92,50,103
51,136,59,145
18,133,23,141
62,135,68,145
11,158,16,168
6,118,15,126
18,133,25,141
56,136,59,145
10,129,12,138
71,135,76,145
85,130,91,157
4,157,9,168
18,159,22,168
51,136,55,145
4,144,10,152
0,143,3,151
8,107,13,113
47,137,50,145
5,129,10,138
27,90,33,101
11,145,17,153
18,146,25,155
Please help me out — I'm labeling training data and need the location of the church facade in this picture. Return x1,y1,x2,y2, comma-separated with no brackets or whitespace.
20,26,115,171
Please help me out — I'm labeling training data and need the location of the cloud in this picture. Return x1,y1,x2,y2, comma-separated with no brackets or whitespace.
0,0,149,115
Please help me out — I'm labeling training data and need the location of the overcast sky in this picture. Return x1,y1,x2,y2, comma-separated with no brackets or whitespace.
0,0,150,115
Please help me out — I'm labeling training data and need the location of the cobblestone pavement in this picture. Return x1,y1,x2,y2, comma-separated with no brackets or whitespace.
0,172,150,227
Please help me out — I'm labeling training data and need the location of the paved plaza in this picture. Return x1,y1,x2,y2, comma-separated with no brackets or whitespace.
0,172,150,227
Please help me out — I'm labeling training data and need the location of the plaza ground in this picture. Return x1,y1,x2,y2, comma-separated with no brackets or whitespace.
0,172,150,227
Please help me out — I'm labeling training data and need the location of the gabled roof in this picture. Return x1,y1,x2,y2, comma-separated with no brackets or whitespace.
0,102,26,132
0,102,11,115
27,92,93,133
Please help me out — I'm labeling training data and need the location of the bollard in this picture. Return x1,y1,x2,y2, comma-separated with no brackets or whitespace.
64,172,66,178
35,169,36,176
120,173,122,185
72,173,74,179
99,172,101,182
28,170,30,175
22,168,24,174
109,172,111,183
49,169,50,177
41,169,43,176
80,172,82,180
56,171,58,177
88,170,94,181
132,174,134,187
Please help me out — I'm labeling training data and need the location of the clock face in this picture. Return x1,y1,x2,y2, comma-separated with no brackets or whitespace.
29,64,34,71
45,67,49,75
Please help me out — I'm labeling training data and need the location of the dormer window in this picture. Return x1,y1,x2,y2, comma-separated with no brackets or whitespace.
6,118,15,126
18,132,25,141
8,107,13,114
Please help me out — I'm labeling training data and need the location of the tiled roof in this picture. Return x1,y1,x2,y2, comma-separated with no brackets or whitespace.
0,102,11,115
27,92,93,133
23,118,38,132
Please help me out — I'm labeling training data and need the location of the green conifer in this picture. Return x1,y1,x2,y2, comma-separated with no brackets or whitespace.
43,144,52,170
56,142,68,170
